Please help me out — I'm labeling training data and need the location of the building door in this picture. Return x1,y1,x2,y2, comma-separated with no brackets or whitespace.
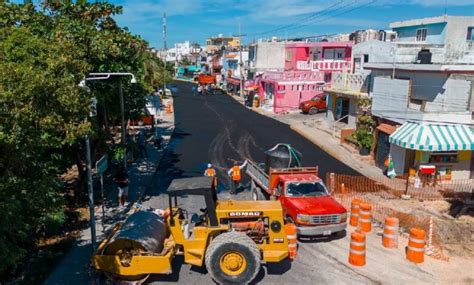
341,99,349,123
375,131,390,168
404,149,415,174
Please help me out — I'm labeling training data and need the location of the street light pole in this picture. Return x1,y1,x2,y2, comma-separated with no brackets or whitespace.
239,22,244,98
78,72,136,253
118,82,127,169
163,13,167,93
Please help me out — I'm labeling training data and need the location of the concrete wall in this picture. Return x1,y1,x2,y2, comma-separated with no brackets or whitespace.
390,143,406,175
444,16,474,59
254,42,285,71
352,40,394,68
371,70,474,124
372,77,410,122
372,70,474,113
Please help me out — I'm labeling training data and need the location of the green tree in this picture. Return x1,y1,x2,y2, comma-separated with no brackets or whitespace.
0,1,163,278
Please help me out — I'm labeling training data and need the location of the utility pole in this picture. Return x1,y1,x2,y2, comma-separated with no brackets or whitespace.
163,12,167,94
118,82,127,169
175,43,178,77
238,22,244,98
85,133,96,252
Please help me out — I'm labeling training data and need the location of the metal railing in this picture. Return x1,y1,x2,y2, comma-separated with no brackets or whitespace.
333,114,349,137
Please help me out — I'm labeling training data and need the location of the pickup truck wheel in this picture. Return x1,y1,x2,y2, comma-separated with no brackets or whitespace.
285,216,295,224
205,232,260,285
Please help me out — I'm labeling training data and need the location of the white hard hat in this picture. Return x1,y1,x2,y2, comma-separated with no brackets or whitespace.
207,163,212,168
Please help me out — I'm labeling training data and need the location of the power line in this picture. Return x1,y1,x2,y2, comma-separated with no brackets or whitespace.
251,1,347,37
251,0,378,40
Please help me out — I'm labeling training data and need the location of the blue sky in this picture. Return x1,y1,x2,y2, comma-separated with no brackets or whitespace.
17,1,474,47
111,0,474,48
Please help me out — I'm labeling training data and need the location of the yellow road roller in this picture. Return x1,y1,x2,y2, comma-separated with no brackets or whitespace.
92,176,296,284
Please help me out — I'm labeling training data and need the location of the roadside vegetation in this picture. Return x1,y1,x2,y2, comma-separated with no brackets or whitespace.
0,1,171,282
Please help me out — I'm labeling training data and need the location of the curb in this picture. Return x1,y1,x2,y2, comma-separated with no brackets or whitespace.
136,102,176,204
173,77,196,83
289,123,345,162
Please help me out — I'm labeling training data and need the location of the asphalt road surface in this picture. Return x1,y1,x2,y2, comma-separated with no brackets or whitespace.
141,81,432,285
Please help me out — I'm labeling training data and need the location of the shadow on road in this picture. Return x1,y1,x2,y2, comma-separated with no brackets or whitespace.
144,256,185,283
252,259,293,284
297,230,347,243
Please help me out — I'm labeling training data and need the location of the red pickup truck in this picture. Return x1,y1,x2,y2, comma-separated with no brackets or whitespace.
246,161,347,237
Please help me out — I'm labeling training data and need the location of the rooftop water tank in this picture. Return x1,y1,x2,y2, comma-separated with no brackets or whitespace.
417,49,432,64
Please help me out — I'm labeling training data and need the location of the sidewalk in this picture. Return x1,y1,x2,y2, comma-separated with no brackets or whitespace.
227,92,386,181
43,98,175,285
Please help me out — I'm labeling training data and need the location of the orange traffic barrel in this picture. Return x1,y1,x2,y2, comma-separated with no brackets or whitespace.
406,228,425,263
359,203,372,233
382,217,399,248
349,231,366,266
284,223,298,260
350,198,362,227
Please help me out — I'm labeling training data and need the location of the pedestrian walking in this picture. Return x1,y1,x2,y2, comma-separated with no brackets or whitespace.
197,84,203,95
138,130,148,159
191,85,197,96
227,160,248,194
115,167,129,207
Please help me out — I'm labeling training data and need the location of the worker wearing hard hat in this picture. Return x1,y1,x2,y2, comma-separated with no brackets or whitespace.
228,160,248,194
204,163,217,188
204,163,215,177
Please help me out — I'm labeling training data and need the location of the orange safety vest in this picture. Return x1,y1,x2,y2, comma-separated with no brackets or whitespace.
205,168,216,177
231,165,241,181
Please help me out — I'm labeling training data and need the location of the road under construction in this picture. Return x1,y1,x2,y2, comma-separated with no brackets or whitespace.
133,81,468,284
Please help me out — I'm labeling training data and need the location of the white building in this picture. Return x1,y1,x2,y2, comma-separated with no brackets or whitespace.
358,15,474,180
165,41,191,62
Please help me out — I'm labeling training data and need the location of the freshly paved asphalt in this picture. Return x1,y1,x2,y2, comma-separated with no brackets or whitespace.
140,81,368,285
146,80,357,195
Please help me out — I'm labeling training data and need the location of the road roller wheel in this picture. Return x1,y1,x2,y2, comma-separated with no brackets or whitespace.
205,232,260,284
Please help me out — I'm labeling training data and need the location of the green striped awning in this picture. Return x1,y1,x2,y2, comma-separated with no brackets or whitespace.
389,122,474,151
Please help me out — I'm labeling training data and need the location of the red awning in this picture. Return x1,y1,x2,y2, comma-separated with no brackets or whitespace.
226,78,240,85
376,123,397,135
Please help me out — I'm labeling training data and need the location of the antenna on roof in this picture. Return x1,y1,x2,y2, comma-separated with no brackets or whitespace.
444,0,447,15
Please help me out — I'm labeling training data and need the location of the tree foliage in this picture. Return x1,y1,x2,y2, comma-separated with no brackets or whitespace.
0,1,164,277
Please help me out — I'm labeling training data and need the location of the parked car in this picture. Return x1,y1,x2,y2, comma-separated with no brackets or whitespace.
300,95,326,114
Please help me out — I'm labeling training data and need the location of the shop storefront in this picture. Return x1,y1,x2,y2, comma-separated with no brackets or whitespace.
389,122,474,181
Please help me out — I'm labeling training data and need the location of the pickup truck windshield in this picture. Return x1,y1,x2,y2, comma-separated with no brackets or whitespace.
286,182,328,197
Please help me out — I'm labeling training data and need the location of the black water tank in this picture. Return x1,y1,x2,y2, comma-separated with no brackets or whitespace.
264,144,302,172
417,49,432,64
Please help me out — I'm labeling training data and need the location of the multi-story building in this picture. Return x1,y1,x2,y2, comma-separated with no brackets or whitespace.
350,15,474,180
223,51,250,92
206,35,241,54
257,41,353,113
165,41,191,62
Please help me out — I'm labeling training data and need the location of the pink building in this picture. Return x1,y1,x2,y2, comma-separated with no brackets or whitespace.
258,41,353,113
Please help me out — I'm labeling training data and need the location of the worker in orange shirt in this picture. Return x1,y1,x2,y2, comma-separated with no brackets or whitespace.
227,160,248,194
204,163,217,188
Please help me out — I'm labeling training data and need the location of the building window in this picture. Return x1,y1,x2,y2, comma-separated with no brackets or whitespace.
467,27,474,41
324,73,332,83
416,28,427,41
363,54,369,63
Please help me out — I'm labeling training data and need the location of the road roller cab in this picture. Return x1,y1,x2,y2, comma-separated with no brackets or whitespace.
93,176,295,284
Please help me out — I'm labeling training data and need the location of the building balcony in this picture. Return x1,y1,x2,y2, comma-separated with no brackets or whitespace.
325,72,370,97
262,70,324,82
296,60,352,71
